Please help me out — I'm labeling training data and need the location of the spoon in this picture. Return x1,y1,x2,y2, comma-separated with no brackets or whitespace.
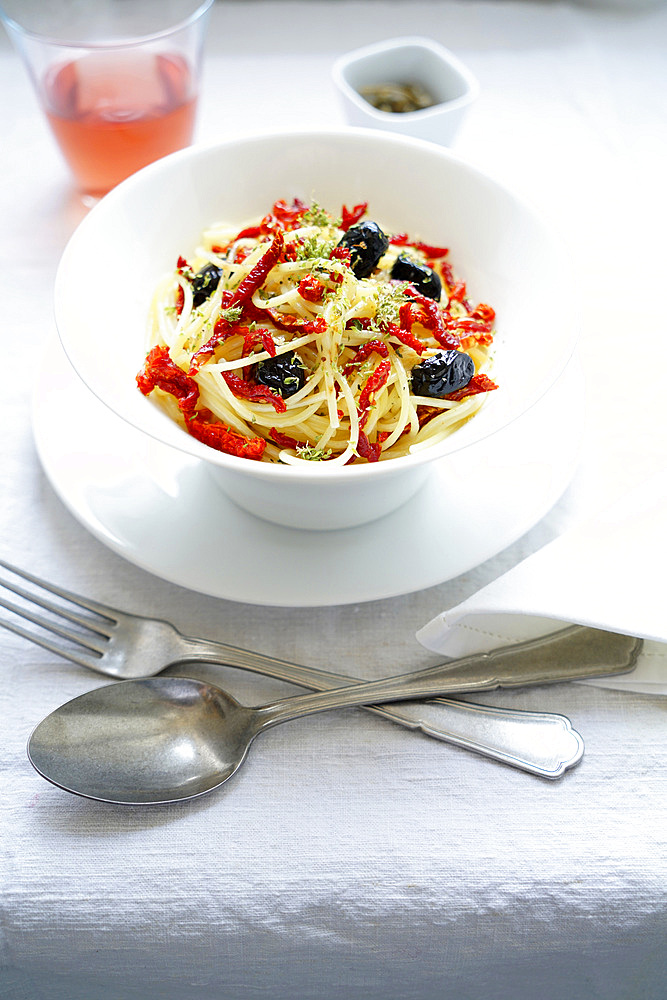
27,627,641,804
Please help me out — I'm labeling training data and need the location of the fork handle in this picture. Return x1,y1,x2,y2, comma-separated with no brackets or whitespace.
362,699,583,778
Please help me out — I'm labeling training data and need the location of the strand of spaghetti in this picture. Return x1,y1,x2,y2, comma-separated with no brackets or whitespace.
409,397,485,452
410,393,458,410
326,370,361,464
260,288,316,318
195,379,260,437
319,299,345,430
267,400,326,429
200,366,330,433
169,275,194,347
278,370,359,466
152,308,174,353
269,386,328,417
379,350,413,449
151,278,181,351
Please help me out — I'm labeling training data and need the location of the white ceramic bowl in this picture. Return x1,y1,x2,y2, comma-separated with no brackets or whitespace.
332,36,479,145
54,129,577,530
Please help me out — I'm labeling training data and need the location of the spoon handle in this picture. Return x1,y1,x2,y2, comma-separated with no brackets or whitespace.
253,625,641,728
183,634,588,778
186,638,583,778
181,624,640,778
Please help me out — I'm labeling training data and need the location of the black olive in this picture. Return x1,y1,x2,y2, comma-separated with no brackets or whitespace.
336,221,389,279
254,352,306,398
410,350,475,398
192,263,223,307
391,255,442,301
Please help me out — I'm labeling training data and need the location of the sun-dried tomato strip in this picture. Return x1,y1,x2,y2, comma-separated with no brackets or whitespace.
242,300,327,337
404,289,460,350
206,318,236,348
438,260,470,307
346,315,425,358
242,328,276,358
447,316,494,334
389,234,449,259
176,255,193,276
445,373,499,401
416,405,439,429
356,338,389,361
229,229,284,309
136,346,199,417
356,430,382,462
459,332,494,350
269,428,300,450
358,359,391,427
341,202,368,231
298,274,325,302
344,339,389,375
272,197,309,230
471,303,496,324
187,416,265,460
221,370,287,412
387,323,426,355
444,303,495,348
330,245,351,266
232,200,308,241
394,304,428,354
234,222,265,239
190,232,284,372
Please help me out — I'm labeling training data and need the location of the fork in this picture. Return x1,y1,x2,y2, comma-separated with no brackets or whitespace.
0,557,609,778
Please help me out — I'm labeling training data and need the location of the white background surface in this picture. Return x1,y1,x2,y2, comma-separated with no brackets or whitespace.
1,3,666,998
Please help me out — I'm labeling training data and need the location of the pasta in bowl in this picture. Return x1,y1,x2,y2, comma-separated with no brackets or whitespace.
137,198,498,467
54,129,576,530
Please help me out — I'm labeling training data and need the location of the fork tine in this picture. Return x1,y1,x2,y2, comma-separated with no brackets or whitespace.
0,613,103,670
0,558,117,637
0,592,108,655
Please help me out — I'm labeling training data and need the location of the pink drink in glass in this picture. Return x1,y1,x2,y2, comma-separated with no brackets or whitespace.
43,50,197,196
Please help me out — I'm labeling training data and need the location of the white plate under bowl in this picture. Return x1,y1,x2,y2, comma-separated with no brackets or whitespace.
32,336,583,608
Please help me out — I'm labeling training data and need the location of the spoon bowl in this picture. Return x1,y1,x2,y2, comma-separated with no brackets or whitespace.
28,678,259,804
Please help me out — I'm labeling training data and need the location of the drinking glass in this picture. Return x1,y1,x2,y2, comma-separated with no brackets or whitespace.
0,0,213,200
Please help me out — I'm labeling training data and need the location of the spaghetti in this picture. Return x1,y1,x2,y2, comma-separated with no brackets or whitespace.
137,198,498,464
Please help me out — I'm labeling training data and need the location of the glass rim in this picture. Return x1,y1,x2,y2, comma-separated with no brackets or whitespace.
0,0,214,50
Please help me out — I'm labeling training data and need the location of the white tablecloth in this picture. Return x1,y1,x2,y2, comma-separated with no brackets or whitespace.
1,3,666,998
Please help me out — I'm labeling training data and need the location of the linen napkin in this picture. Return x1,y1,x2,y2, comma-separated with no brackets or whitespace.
417,471,667,693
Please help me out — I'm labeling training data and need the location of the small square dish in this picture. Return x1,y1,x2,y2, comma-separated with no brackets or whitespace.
333,36,479,146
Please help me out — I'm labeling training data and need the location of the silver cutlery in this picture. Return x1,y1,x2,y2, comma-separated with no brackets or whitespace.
28,619,640,803
2,559,641,778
